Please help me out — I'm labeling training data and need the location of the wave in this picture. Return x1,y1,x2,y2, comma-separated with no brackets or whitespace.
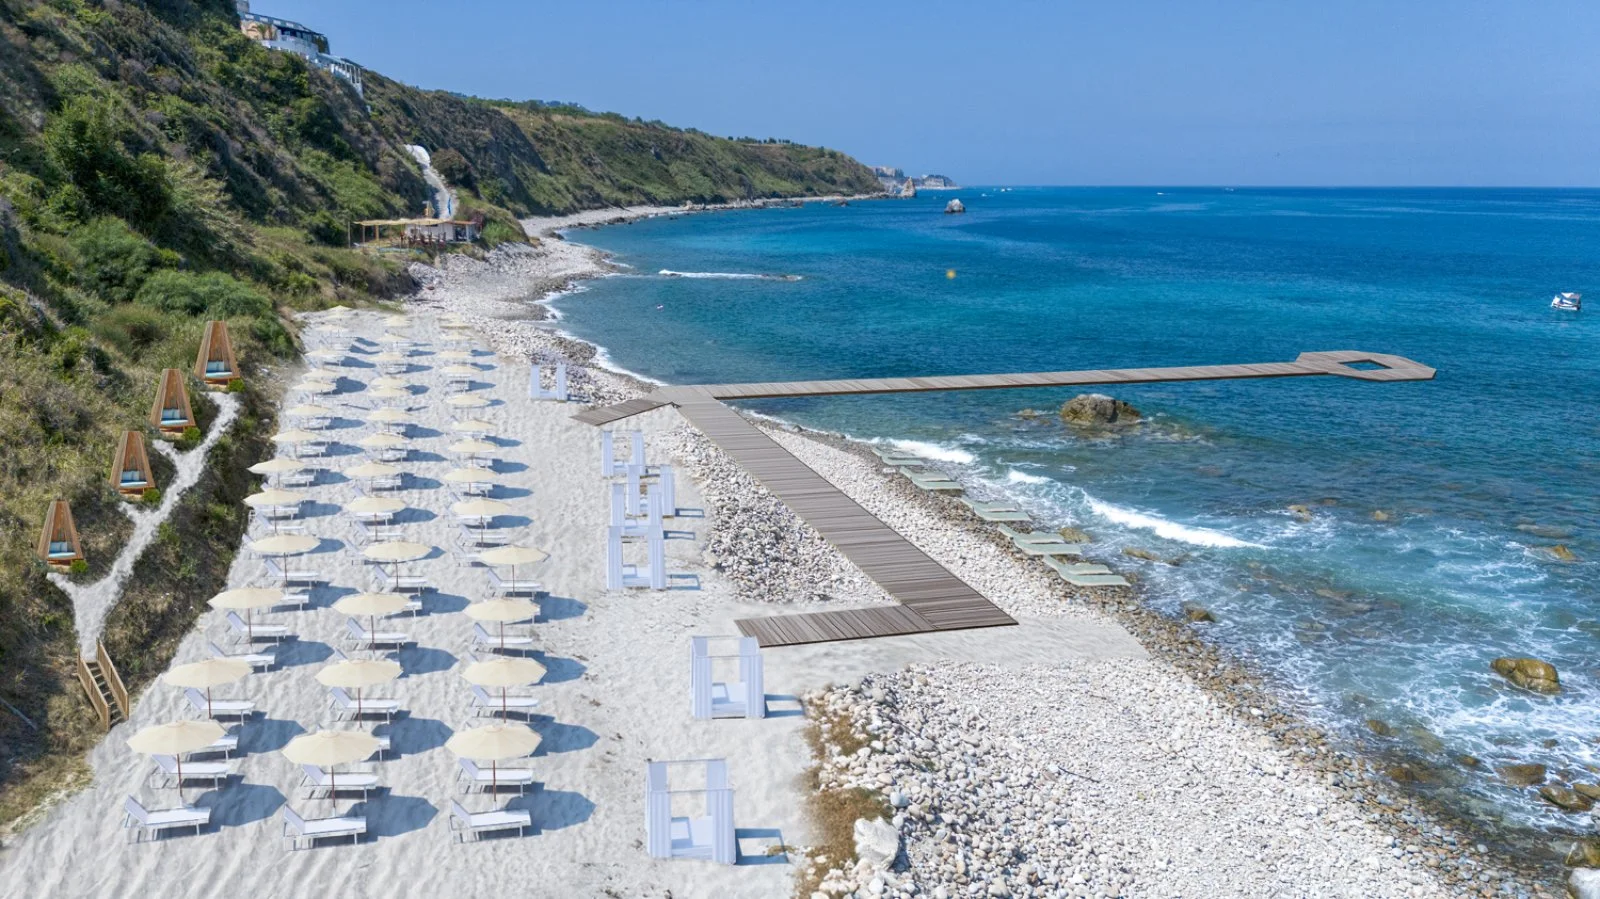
658,270,803,281
1005,469,1051,485
1086,496,1262,548
885,439,976,465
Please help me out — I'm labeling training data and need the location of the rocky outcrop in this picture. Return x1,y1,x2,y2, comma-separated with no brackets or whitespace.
1058,394,1140,427
1181,603,1215,623
1495,762,1547,786
1570,867,1600,899
1490,656,1561,694
1539,785,1594,812
1549,544,1578,562
943,199,965,214
1057,527,1092,544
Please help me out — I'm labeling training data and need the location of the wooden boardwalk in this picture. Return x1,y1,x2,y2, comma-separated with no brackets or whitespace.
575,350,1434,646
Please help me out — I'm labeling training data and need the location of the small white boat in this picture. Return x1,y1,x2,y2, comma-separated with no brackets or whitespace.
1551,292,1582,311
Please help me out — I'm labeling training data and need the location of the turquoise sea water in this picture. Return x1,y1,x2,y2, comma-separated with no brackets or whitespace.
555,188,1600,838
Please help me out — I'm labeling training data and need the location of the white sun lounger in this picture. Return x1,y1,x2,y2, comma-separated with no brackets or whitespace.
299,764,380,801
1059,572,1131,588
353,520,403,545
456,758,535,795
1042,556,1113,577
469,685,541,718
486,569,541,597
184,687,256,721
448,799,532,842
328,686,401,724
123,796,210,842
279,468,318,487
263,557,324,586
343,618,411,650
370,568,431,594
1010,541,1087,557
458,524,517,547
224,610,292,644
151,753,232,790
997,525,1065,544
282,805,366,850
471,623,535,652
208,640,275,671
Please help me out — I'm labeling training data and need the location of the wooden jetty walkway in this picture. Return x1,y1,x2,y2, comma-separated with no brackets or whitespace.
577,351,1434,646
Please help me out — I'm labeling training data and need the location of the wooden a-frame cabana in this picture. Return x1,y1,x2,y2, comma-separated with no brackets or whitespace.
148,369,194,434
110,430,154,497
193,320,240,388
37,499,83,567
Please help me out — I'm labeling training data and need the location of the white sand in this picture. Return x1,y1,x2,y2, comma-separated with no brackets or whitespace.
0,311,1137,898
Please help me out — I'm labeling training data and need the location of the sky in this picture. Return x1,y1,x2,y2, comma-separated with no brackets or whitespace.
258,0,1600,186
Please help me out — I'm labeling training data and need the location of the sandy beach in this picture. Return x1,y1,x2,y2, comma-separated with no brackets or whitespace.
0,207,1553,899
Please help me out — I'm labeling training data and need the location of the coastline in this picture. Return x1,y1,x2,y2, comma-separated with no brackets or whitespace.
408,208,1562,895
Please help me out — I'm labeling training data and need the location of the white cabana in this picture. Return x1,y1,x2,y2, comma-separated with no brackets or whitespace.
644,759,736,865
690,636,764,720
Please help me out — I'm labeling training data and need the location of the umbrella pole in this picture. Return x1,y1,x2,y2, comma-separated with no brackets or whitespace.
176,753,184,805
331,765,338,814
356,687,364,721
501,687,508,718
492,759,498,797
206,686,213,719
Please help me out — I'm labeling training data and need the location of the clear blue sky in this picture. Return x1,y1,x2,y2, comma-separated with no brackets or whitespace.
260,0,1599,186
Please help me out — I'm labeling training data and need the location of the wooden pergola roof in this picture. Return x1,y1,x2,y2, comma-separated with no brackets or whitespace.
148,368,194,432
194,320,240,384
110,430,154,494
37,499,83,564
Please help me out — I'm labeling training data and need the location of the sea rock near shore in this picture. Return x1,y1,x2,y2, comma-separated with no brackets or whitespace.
1058,394,1140,427
1570,868,1600,899
1495,762,1547,786
1490,656,1561,694
1539,784,1594,813
1057,527,1093,544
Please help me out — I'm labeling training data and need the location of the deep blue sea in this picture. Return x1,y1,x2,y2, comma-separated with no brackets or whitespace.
555,188,1600,835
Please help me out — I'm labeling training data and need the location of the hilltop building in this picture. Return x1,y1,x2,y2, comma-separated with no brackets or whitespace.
235,1,364,97
874,167,960,196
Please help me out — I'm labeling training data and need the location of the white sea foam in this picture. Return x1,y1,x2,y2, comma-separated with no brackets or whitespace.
658,270,802,281
1006,469,1051,485
1086,497,1262,548
888,439,976,465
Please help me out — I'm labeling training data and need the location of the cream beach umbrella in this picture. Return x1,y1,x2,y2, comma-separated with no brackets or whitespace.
128,720,225,803
325,304,352,316
346,495,405,518
439,332,471,345
438,349,474,362
207,587,284,643
295,377,337,395
440,315,471,329
286,403,335,417
362,540,432,582
244,488,306,509
448,419,496,436
164,658,251,719
462,656,546,716
344,461,402,481
449,438,497,460
333,592,410,644
248,457,304,486
383,315,410,327
441,364,480,379
445,723,540,796
445,394,491,411
367,386,411,405
373,352,408,365
453,497,512,543
463,598,539,653
367,408,412,425
250,534,318,556
272,429,323,457
478,545,549,592
358,433,408,457
443,466,497,487
316,658,401,723
368,376,410,390
305,348,345,364
283,729,381,812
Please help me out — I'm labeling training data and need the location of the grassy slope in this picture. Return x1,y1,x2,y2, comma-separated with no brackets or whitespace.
0,0,879,830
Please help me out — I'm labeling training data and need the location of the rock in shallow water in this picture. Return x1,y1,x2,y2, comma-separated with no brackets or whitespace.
1058,393,1140,426
1571,868,1600,899
1495,762,1547,786
1490,656,1561,694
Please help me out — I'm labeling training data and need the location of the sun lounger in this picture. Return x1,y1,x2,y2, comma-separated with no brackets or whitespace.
486,569,541,597
343,618,411,650
448,799,532,842
869,446,923,464
328,686,401,724
184,687,256,721
208,640,275,671
1042,556,1113,578
905,472,964,492
1010,540,1086,557
469,685,541,718
458,524,517,547
957,498,1030,522
151,753,231,790
263,557,324,586
299,764,380,801
960,497,1021,513
370,568,431,594
1059,572,1131,588
282,805,366,850
996,524,1064,544
123,796,210,842
353,520,402,545
279,468,318,487
455,758,535,795
972,507,1030,522
224,610,292,644
471,623,535,652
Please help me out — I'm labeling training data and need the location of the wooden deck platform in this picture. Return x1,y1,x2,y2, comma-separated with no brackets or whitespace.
575,350,1434,646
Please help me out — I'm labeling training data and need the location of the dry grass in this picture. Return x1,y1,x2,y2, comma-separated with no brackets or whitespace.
795,706,890,898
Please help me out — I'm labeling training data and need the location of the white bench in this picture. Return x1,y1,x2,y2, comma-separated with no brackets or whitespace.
123,796,210,842
449,800,531,842
282,806,366,850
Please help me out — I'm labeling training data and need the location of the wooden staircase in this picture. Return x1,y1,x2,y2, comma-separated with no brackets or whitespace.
75,642,130,731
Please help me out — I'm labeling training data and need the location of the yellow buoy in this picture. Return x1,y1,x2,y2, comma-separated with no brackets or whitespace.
946,269,957,279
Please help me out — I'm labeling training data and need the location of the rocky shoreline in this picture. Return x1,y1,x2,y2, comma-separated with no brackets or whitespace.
403,210,1565,897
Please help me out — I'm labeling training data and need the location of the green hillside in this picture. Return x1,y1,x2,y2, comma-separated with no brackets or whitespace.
0,0,878,828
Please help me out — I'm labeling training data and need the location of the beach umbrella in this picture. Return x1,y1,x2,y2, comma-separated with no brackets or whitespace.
438,349,474,361
283,730,381,812
367,386,411,404
127,720,225,804
251,534,318,556
248,457,305,486
305,348,345,364
366,408,412,424
463,598,539,654
373,352,408,365
451,498,511,520
344,461,402,480
358,433,408,456
462,656,546,716
346,495,405,518
326,305,352,315
333,593,410,645
441,364,479,378
449,438,497,459
478,545,549,591
271,429,323,457
448,419,496,436
362,540,432,582
369,377,410,390
445,394,490,411
284,404,334,428
440,316,471,329
316,658,401,723
294,377,337,395
443,466,497,486
383,315,409,327
243,488,306,509
207,587,284,643
164,657,251,719
445,723,540,796
439,332,471,345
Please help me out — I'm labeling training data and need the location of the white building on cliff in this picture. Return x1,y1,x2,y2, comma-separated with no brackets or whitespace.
235,1,364,97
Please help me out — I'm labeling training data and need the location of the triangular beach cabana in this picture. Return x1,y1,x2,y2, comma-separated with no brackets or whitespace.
110,430,154,497
193,320,240,388
37,499,83,567
148,369,194,434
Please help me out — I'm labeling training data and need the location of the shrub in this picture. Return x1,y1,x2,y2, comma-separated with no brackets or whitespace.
431,148,474,190
41,96,172,224
69,217,163,304
67,560,88,576
97,305,166,358
134,270,271,318
141,488,162,506
304,209,346,247
225,378,245,393
175,425,202,451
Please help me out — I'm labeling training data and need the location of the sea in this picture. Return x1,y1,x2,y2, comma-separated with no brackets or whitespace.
552,188,1600,841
